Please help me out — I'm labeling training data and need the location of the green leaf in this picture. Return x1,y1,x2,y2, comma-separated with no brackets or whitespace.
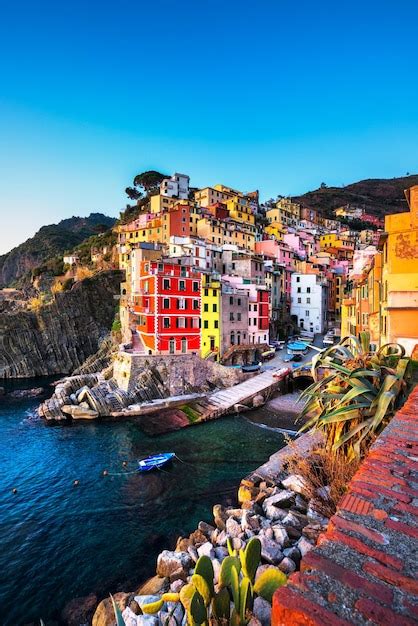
254,568,287,603
212,588,231,621
230,563,240,611
190,590,207,625
219,555,241,589
110,594,127,626
241,537,261,583
194,555,215,596
191,574,211,606
240,576,253,624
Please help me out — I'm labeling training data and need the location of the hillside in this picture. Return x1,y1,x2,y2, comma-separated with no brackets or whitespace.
0,213,116,288
293,174,418,219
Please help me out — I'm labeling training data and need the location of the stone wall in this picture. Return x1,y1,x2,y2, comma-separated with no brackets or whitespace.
272,384,418,625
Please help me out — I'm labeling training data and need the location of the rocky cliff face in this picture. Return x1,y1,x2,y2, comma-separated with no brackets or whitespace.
0,270,123,378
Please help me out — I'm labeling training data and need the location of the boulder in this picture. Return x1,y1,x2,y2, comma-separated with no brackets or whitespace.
259,536,283,565
283,546,301,565
294,494,309,512
263,490,295,509
226,517,242,538
278,556,296,574
175,537,190,552
156,551,192,581
61,593,98,626
214,546,228,560
188,529,207,546
170,579,185,593
271,525,289,546
136,575,168,596
282,512,303,530
252,596,272,626
214,529,228,546
263,503,288,522
187,545,199,563
281,474,309,496
197,541,215,559
61,404,99,419
198,521,215,536
297,536,314,557
92,593,130,626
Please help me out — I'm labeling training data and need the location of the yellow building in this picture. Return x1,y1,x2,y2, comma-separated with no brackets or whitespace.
379,185,418,355
266,198,300,228
201,274,221,360
196,216,255,251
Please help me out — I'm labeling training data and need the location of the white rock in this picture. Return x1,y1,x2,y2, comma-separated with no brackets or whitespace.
297,536,314,557
271,525,289,546
278,556,296,574
197,541,215,559
282,474,309,495
226,516,242,538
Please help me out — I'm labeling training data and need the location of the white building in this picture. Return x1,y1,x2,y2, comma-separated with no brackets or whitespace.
160,173,190,199
63,255,79,266
291,273,327,334
168,236,207,270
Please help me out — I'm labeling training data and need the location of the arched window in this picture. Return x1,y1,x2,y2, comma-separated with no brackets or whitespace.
181,338,187,354
169,338,175,354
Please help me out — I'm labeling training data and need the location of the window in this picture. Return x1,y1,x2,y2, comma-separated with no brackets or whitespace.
297,287,301,293
214,320,219,329
163,318,170,329
177,317,186,328
254,304,258,311
230,332,235,345
163,279,170,290
192,317,199,328
204,303,208,312
169,339,175,354
307,297,311,304
298,297,301,303
204,289,209,297
230,312,234,321
181,338,187,354
305,310,310,317
213,304,217,312
193,281,199,292
193,299,199,310
204,320,209,329
179,280,186,291
237,298,241,306
296,276,300,282
230,296,233,305
237,313,241,321
307,287,311,293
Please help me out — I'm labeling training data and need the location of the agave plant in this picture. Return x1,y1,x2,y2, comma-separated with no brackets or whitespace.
298,332,410,460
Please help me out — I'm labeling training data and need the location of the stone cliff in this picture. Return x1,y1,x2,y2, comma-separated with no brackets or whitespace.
0,270,123,378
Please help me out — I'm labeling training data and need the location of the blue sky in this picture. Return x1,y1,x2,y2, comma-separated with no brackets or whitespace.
1,0,418,254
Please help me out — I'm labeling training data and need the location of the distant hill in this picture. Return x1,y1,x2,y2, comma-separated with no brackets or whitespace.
293,174,418,219
0,213,116,288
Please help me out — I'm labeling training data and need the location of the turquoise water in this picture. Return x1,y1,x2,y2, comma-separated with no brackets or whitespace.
0,381,285,624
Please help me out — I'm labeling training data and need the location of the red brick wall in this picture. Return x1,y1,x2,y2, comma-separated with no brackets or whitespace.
272,384,418,626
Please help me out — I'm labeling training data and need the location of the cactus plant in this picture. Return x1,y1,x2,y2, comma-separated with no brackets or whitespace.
139,539,288,625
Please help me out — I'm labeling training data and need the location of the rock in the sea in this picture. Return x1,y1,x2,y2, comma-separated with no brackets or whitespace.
213,504,227,530
92,592,130,626
156,550,192,581
198,521,215,536
252,596,272,626
61,593,98,626
61,404,99,419
10,387,44,398
136,575,168,596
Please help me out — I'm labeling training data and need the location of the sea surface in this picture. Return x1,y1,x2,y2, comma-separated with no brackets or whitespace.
0,379,285,624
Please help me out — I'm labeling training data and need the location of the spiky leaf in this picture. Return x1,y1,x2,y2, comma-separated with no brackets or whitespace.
240,537,261,583
212,588,231,620
179,583,195,612
219,555,241,589
190,590,207,625
191,574,211,606
194,555,215,596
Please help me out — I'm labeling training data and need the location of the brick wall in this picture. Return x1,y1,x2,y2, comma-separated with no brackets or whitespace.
272,384,418,625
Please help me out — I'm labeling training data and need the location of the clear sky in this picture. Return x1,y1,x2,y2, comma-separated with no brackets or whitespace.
1,0,418,254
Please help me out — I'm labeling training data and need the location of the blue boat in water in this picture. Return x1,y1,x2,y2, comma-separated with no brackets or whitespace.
138,452,176,472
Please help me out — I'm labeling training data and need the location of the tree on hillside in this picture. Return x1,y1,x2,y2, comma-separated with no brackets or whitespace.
124,170,168,202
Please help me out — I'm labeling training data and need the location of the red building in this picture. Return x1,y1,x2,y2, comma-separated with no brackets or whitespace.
132,260,201,354
257,289,270,331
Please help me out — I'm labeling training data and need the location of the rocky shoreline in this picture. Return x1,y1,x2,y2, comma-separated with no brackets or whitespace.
87,431,328,626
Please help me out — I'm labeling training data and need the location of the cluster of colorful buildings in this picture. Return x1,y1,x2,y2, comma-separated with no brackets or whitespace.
115,172,418,362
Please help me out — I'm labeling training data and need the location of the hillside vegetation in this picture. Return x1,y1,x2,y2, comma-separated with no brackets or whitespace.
0,213,115,288
293,174,418,218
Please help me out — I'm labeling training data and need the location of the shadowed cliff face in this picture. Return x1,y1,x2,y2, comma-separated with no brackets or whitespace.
0,270,123,378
